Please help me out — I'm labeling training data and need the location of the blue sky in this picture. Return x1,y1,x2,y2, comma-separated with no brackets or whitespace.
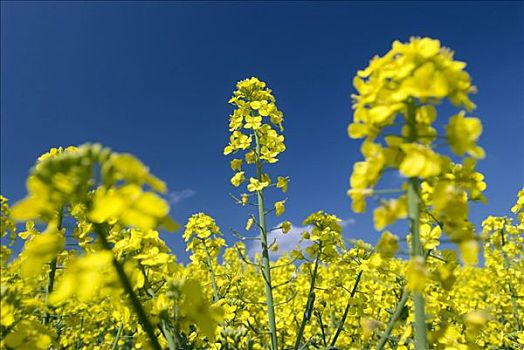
1,2,523,259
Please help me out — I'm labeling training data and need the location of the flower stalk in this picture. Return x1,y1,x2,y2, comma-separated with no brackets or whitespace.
375,288,410,350
330,270,363,347
202,238,220,302
95,223,162,350
255,132,278,350
293,245,321,350
43,208,63,325
406,100,428,350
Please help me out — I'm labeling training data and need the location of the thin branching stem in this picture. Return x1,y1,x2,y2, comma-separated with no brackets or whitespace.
201,238,220,302
375,289,409,350
111,323,123,350
293,247,321,350
330,270,363,347
376,249,431,350
95,224,162,350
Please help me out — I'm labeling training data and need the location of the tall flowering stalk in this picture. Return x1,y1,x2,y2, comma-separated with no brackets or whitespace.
347,37,486,349
293,211,344,350
10,144,179,350
482,192,524,334
225,77,288,350
184,213,225,302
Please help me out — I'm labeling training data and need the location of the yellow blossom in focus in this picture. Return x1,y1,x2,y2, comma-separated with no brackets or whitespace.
420,223,441,250
230,171,245,187
247,178,269,192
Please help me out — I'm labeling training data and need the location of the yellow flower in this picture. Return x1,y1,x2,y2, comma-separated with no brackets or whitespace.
376,231,399,258
50,251,116,304
464,310,490,328
406,256,429,292
230,158,243,171
89,185,171,231
446,112,484,158
281,221,291,233
416,105,437,124
432,180,468,222
401,61,449,99
184,213,221,241
420,224,441,250
399,143,441,178
347,188,372,213
276,176,289,193
180,279,224,339
3,320,53,350
459,239,479,265
241,194,249,206
247,178,269,192
230,171,245,187
274,201,285,217
373,197,407,230
249,101,262,110
224,131,252,155
246,217,254,231
20,226,64,278
244,115,262,129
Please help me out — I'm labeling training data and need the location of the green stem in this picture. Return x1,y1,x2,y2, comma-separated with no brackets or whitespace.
141,266,178,350
376,250,430,350
293,247,321,350
111,323,123,350
316,311,327,348
406,100,428,350
43,208,64,325
372,189,404,195
202,238,220,302
95,224,162,350
330,270,363,347
375,289,409,350
161,319,178,350
254,132,278,350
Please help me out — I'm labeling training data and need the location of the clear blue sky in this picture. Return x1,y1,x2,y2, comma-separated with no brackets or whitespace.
2,2,523,259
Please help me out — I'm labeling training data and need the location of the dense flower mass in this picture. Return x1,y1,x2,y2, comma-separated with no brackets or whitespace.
1,38,523,350
346,36,493,349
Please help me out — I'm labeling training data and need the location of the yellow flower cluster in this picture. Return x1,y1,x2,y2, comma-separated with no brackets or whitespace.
224,77,290,350
184,213,225,267
347,37,492,348
348,37,484,213
348,37,488,272
1,146,221,350
300,211,344,261
2,162,523,350
1,38,523,350
225,77,287,191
